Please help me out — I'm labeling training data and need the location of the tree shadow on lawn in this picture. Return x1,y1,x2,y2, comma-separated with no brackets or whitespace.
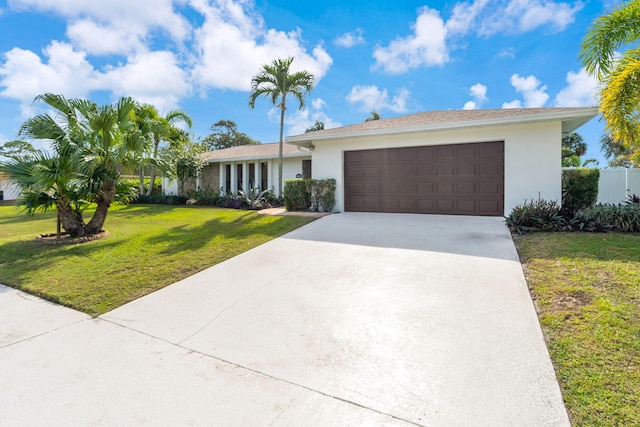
145,211,307,255
0,238,125,287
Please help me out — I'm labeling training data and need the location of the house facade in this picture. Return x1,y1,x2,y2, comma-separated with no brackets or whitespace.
0,173,19,204
287,108,599,216
162,143,312,196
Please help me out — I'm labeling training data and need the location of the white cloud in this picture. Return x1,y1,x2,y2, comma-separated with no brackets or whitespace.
66,19,146,56
334,29,365,48
553,68,598,107
267,98,341,137
463,83,488,109
0,42,98,111
502,73,549,108
445,0,489,36
99,51,190,110
345,85,410,113
190,0,332,91
373,6,448,74
498,47,516,58
9,0,190,47
480,0,583,35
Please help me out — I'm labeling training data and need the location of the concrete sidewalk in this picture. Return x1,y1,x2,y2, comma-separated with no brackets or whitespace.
0,213,570,426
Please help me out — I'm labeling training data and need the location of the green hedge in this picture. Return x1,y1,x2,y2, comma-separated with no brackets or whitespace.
284,178,336,212
562,168,599,214
132,194,188,205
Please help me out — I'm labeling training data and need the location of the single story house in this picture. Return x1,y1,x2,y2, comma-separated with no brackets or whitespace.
162,142,311,196
0,172,19,204
286,107,599,216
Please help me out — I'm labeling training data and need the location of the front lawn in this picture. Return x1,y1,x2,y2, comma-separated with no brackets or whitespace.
515,233,640,426
0,204,314,316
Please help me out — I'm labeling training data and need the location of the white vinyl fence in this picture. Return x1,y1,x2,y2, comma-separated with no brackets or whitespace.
585,168,640,204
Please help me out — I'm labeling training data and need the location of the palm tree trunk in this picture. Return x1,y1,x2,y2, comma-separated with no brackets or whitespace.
139,167,145,194
146,140,160,196
85,180,116,235
278,104,285,198
57,199,86,237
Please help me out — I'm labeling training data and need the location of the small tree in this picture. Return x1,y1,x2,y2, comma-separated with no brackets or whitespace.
202,120,260,150
364,111,381,122
600,133,640,167
168,141,206,197
305,120,324,133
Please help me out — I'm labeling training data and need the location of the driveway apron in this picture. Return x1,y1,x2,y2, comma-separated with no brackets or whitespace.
1,213,569,426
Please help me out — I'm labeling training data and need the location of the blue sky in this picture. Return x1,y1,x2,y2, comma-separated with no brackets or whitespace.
0,0,612,163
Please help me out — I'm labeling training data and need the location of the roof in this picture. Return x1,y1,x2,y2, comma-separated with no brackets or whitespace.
202,142,309,163
286,107,599,146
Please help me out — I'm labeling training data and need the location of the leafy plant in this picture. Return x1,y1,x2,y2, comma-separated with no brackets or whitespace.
562,168,600,216
505,199,569,233
238,187,273,209
625,193,640,205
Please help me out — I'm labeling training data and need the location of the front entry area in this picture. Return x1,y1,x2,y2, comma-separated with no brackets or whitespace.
344,141,504,216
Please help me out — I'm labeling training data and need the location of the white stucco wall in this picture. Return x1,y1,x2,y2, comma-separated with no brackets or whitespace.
309,121,563,215
0,174,20,201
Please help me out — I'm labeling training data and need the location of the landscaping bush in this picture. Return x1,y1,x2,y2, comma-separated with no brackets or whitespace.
573,204,640,232
312,179,336,212
562,168,599,215
284,179,337,212
505,198,569,233
283,179,313,211
132,194,188,205
194,188,220,206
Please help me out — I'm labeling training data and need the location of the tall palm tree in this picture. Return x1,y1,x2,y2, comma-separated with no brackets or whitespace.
249,57,315,197
580,0,640,144
0,93,144,237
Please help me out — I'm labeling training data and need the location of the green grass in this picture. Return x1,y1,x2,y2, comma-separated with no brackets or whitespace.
0,204,314,316
515,233,640,426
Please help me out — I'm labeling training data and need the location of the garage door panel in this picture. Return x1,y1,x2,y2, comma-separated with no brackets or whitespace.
457,182,477,194
457,200,477,212
344,141,504,216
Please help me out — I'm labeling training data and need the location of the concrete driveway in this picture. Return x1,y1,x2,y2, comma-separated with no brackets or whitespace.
0,213,569,426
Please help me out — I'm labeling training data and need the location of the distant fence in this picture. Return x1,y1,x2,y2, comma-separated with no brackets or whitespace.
563,168,640,204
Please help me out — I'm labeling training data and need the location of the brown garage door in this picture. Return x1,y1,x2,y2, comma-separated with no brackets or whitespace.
344,141,504,216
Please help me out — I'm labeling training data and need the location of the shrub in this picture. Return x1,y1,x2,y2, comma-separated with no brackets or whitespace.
283,179,337,212
283,179,313,211
505,199,568,233
312,179,336,212
573,204,640,232
562,168,600,215
194,188,220,206
133,194,188,205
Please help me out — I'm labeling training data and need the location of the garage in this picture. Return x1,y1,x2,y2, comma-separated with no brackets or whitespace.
344,141,504,216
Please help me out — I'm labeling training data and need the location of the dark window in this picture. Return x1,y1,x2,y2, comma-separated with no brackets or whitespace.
225,164,231,193
261,162,268,190
0,190,3,201
236,164,243,191
302,159,312,179
248,163,255,189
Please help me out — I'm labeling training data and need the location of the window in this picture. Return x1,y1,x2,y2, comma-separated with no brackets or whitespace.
225,164,231,193
261,162,268,190
248,163,255,189
236,164,243,191
0,190,3,201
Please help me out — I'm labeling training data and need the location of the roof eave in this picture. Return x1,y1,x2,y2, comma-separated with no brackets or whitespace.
205,151,310,163
286,108,600,146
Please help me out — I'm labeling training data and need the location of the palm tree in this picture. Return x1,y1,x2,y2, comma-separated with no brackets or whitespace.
134,104,192,195
0,93,144,237
580,0,640,144
249,57,315,197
